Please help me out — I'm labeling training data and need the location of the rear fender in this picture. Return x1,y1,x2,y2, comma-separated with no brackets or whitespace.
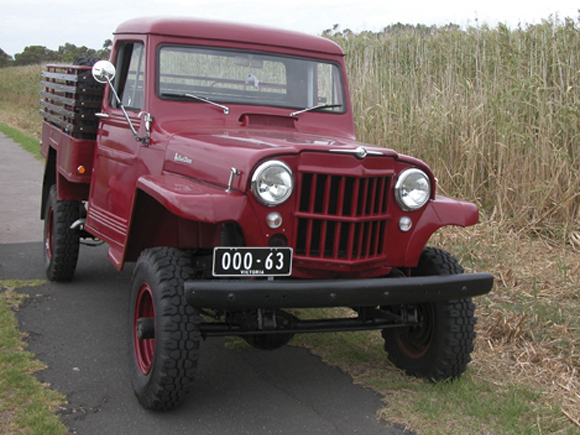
40,148,57,220
40,145,90,220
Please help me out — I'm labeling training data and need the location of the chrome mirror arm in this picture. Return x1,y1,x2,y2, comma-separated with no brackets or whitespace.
92,60,152,146
138,111,154,146
105,76,152,146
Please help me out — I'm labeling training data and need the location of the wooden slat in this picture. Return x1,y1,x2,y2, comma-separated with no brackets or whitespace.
41,70,78,82
41,92,103,108
39,110,75,132
39,100,75,119
40,91,76,107
39,111,98,135
40,66,103,139
41,80,76,94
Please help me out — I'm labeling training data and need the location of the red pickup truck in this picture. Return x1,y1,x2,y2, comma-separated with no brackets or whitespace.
40,17,493,410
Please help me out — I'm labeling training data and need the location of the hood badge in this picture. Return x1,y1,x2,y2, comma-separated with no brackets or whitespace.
329,146,382,159
174,152,192,164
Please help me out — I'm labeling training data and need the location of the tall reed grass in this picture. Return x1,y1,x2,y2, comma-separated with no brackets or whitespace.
327,17,580,241
1,19,579,241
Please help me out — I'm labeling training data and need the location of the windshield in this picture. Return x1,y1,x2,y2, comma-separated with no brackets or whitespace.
158,46,345,112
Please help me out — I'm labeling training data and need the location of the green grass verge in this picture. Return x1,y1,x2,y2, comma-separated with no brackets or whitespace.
0,281,67,435
0,122,43,161
291,307,574,435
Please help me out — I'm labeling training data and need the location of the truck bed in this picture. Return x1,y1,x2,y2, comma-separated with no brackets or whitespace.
40,64,104,198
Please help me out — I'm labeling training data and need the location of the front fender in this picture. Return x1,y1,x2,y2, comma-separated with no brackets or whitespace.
404,195,479,265
136,174,248,223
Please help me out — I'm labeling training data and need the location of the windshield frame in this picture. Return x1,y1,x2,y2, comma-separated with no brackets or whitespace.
156,44,346,114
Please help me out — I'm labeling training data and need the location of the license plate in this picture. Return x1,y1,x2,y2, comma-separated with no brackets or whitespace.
212,247,292,277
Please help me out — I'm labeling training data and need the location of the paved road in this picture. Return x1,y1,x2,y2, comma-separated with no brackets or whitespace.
0,132,44,243
0,132,410,434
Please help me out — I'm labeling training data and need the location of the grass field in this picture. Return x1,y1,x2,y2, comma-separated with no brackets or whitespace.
0,17,579,434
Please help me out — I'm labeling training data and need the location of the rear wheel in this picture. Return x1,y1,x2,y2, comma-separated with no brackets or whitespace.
43,185,81,281
129,247,201,410
382,247,476,381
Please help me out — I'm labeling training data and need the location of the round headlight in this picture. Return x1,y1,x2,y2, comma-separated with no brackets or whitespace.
395,168,431,211
251,160,294,206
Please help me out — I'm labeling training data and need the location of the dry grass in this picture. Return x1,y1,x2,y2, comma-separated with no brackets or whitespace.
293,223,580,433
433,223,580,432
0,64,43,138
324,23,580,429
328,18,580,244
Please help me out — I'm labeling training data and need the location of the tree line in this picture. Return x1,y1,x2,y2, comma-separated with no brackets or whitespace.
0,40,112,68
0,23,463,68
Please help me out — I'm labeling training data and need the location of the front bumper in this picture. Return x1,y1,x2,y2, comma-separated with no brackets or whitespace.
185,272,494,310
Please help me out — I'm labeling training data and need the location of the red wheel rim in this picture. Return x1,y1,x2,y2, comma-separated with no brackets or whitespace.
395,329,431,358
134,283,155,375
395,304,433,359
45,205,54,261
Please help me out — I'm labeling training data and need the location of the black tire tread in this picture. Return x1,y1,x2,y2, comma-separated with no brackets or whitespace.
417,298,476,380
44,185,80,282
414,246,464,276
382,247,476,381
130,247,201,411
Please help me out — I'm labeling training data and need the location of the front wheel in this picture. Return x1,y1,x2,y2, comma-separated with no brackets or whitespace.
382,248,476,381
129,247,202,410
43,185,81,281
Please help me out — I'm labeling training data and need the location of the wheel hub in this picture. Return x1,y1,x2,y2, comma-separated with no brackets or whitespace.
136,317,155,340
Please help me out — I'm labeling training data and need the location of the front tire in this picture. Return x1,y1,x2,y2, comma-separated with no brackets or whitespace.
382,247,476,381
43,185,81,281
129,248,201,410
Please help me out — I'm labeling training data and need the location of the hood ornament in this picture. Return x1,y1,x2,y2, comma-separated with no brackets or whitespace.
329,146,383,159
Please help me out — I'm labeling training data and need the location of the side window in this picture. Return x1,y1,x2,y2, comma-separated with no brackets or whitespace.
112,42,145,110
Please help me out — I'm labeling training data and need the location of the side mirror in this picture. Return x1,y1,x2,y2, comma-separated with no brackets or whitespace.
92,60,116,84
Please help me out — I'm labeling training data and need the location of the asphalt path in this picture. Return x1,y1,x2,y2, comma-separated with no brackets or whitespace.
0,132,410,434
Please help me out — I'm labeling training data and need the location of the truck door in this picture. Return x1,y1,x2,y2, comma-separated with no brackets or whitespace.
85,41,146,256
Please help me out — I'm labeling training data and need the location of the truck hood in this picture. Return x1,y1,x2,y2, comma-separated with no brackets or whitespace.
161,127,415,192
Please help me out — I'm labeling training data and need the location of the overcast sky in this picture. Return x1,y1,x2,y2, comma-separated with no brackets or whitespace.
2,0,579,57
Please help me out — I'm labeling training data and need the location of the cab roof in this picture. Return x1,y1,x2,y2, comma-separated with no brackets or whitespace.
115,17,344,57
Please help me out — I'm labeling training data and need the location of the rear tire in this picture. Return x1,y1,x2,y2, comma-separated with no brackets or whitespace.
129,247,201,410
43,185,81,282
382,248,476,381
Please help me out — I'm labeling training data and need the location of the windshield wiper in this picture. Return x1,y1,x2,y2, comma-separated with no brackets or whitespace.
162,92,230,115
290,103,343,117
